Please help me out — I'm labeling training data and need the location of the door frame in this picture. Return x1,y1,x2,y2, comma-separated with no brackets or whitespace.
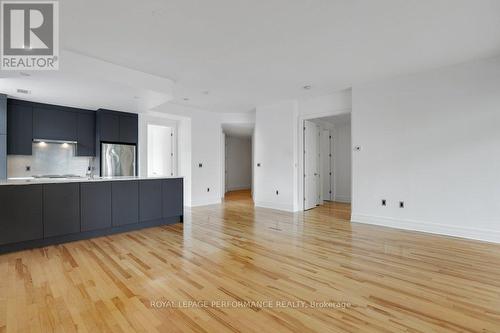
297,109,351,211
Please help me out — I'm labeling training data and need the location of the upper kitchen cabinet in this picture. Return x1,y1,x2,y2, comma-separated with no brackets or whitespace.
98,111,120,142
119,114,138,144
97,109,138,144
33,106,77,142
7,100,33,155
76,111,96,156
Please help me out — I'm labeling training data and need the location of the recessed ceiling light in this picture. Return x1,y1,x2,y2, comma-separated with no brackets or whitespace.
303,85,312,90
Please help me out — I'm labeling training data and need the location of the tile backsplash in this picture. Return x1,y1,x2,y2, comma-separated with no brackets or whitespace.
8,142,93,178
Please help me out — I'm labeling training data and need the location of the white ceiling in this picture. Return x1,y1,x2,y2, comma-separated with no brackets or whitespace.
4,0,500,114
0,51,174,112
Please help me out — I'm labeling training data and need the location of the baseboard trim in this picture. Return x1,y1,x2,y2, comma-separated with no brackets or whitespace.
188,198,222,207
255,201,295,212
351,214,500,244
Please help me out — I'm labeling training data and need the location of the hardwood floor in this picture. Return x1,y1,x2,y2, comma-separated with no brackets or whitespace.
1,190,500,332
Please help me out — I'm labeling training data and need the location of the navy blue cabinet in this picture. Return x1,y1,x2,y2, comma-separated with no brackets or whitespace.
0,185,43,245
0,178,183,253
7,102,33,155
139,180,163,222
98,110,138,144
81,182,112,231
163,178,183,218
112,181,139,226
119,114,138,144
43,183,80,238
98,112,120,142
33,107,77,141
7,99,97,156
76,111,96,156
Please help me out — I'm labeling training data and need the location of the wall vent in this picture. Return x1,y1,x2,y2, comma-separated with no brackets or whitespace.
16,88,31,94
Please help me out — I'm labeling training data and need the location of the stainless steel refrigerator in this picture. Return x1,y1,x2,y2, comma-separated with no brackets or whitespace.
101,143,137,177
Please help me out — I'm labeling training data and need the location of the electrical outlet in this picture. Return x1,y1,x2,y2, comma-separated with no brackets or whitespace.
198,163,203,168
25,165,31,172
381,199,386,206
399,201,404,208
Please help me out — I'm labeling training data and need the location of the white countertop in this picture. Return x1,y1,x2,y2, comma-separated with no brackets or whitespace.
0,176,183,186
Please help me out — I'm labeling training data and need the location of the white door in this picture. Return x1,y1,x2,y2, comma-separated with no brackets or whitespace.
304,121,320,210
321,130,333,201
147,125,174,177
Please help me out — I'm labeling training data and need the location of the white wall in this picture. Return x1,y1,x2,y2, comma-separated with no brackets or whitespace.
225,135,252,191
254,100,299,212
351,56,500,243
332,120,351,203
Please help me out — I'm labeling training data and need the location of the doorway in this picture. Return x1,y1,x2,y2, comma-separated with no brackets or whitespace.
302,113,351,210
221,123,254,201
147,124,175,177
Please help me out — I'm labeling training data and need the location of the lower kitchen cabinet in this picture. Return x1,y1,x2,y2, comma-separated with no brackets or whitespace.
0,185,43,245
112,181,139,226
81,182,112,231
139,179,162,223
0,178,183,254
43,183,80,238
163,178,183,217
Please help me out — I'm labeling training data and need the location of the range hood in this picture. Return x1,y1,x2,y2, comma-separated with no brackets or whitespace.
33,139,78,144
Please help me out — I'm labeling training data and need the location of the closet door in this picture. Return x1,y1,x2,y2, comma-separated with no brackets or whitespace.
304,121,320,210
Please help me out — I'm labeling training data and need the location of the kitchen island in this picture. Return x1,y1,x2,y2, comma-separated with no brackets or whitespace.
0,176,183,254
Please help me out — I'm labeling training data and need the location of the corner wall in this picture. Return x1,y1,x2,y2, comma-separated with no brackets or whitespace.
254,100,299,211
351,56,500,243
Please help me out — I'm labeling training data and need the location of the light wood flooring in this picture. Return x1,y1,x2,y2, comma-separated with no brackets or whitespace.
1,190,500,332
